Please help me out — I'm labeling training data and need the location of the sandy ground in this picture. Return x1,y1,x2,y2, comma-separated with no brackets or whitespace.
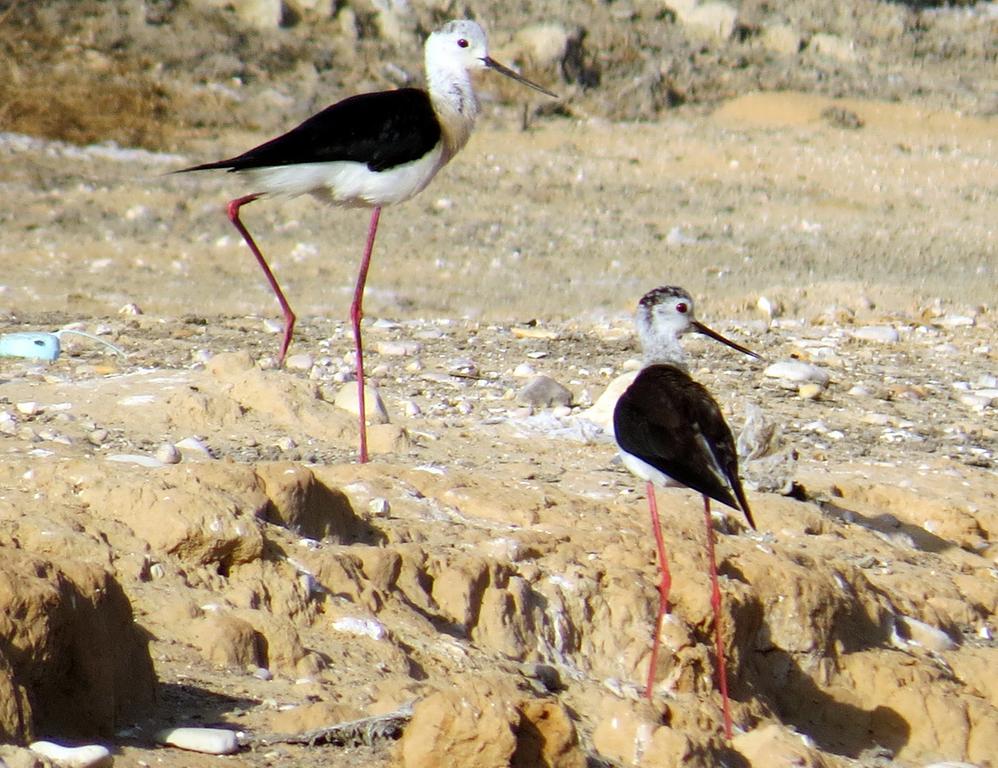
1,1,996,767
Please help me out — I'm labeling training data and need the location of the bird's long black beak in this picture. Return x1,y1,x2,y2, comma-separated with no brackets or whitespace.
483,56,558,98
692,320,761,360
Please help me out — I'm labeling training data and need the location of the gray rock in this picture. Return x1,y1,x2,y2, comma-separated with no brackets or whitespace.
517,375,573,409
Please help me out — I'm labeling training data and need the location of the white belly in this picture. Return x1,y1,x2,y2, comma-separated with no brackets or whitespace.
245,143,446,208
620,451,679,489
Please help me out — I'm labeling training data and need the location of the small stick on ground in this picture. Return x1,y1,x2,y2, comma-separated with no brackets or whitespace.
239,704,413,750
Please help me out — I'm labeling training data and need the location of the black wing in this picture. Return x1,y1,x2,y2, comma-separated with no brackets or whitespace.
180,88,441,174
614,364,755,529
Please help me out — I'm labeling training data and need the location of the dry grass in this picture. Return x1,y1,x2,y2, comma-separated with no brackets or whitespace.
0,11,173,148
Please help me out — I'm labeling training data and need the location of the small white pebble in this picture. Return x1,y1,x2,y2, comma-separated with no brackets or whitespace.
513,363,537,378
764,360,830,385
118,302,143,315
851,325,899,343
377,340,421,356
368,497,391,517
284,353,314,371
155,443,182,464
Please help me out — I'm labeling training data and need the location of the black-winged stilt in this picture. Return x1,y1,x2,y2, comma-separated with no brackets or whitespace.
180,20,556,463
612,285,760,740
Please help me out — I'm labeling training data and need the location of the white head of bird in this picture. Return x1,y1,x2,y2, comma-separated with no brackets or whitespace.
425,21,555,154
635,285,760,368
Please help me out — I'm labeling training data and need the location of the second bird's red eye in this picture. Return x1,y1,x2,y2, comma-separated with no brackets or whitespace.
676,302,688,313
457,38,469,48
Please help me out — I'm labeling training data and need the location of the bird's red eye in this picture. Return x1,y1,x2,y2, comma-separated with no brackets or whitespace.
457,38,469,48
676,302,688,313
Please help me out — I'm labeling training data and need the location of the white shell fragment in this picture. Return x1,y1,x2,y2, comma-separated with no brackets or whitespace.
155,726,240,755
29,741,113,767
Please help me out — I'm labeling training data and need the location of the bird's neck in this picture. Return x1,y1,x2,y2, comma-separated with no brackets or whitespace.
427,68,480,160
639,330,689,371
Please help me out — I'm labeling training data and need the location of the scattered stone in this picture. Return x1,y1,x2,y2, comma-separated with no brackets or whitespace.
86,429,109,446
15,402,39,417
368,497,391,517
284,353,314,371
517,375,573,409
852,325,899,343
332,384,390,424
118,302,143,316
155,727,240,755
513,363,537,378
798,383,823,400
764,360,831,386
175,436,212,457
28,742,112,767
896,615,957,652
446,357,479,377
377,340,422,356
862,413,891,426
933,314,975,328
331,616,387,641
155,443,182,464
810,32,859,62
0,412,16,435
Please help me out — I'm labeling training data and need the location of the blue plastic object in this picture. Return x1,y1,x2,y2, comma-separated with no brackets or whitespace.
0,330,124,361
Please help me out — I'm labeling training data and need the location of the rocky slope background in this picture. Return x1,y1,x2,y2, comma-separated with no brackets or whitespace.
0,0,996,767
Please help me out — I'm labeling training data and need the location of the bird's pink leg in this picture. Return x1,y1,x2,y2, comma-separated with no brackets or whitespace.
226,194,296,363
645,480,672,700
703,496,733,740
350,206,382,464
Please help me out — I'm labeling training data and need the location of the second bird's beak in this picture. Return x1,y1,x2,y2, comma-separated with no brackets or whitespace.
483,56,558,98
692,320,761,360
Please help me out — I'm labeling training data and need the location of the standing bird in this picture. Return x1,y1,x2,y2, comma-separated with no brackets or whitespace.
179,20,556,463
612,286,760,740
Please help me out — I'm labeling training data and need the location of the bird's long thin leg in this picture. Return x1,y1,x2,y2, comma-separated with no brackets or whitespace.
645,480,672,700
226,194,297,363
350,206,382,464
703,495,733,740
